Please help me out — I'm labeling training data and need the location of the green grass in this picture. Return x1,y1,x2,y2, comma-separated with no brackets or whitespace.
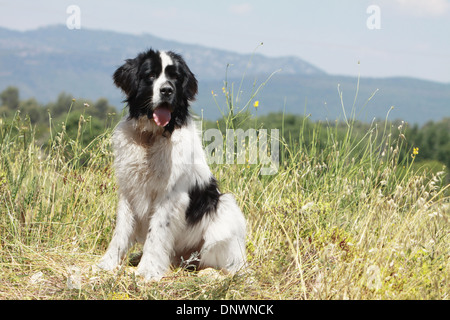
0,88,449,300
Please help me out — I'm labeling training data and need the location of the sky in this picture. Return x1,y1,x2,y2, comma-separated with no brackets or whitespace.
1,0,450,83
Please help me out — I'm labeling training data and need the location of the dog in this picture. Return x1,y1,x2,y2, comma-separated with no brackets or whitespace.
98,49,246,281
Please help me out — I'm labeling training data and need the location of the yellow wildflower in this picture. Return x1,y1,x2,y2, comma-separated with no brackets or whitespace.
253,101,259,108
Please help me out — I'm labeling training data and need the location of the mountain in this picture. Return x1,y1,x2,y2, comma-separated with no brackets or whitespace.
0,25,449,125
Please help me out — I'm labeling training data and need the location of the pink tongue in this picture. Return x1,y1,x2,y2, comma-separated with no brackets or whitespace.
153,107,171,127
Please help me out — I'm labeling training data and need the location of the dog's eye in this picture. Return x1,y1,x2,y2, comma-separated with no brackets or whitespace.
149,73,157,80
165,66,179,80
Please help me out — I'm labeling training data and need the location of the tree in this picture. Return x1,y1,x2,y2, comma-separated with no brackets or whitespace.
21,98,44,124
94,98,109,116
0,86,19,109
47,92,74,118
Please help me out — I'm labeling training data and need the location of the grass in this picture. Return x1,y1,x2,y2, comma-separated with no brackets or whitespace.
0,84,449,300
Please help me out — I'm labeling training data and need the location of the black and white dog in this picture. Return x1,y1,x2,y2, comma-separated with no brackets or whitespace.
98,49,246,281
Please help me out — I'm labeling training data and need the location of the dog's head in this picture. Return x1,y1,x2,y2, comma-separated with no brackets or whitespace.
113,49,198,132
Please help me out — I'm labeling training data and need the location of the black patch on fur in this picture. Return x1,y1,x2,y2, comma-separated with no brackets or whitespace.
112,49,198,134
186,177,221,225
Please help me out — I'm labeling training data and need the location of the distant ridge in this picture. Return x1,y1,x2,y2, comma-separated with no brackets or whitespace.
0,25,449,124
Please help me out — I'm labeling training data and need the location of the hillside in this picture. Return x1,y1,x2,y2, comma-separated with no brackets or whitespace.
214,74,450,125
1,25,449,125
1,95,449,300
1,25,449,301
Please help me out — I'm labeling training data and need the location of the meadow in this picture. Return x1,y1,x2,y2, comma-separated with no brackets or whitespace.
0,79,449,300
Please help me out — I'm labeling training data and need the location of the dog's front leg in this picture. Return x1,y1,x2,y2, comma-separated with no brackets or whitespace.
98,196,135,271
136,195,187,281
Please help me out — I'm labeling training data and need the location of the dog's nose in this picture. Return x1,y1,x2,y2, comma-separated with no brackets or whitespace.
160,85,174,97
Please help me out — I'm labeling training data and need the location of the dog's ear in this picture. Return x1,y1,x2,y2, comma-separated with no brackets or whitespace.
179,58,198,101
184,69,198,102
113,58,139,96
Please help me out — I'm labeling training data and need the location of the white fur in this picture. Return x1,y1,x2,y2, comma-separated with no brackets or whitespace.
98,115,247,280
152,51,173,106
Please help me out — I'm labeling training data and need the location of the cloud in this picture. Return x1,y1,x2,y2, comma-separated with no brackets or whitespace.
229,3,253,15
391,0,450,17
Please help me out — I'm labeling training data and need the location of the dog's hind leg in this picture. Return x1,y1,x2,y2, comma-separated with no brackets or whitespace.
200,194,247,273
98,196,135,271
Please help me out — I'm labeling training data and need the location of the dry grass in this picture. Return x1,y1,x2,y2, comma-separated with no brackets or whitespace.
1,102,449,300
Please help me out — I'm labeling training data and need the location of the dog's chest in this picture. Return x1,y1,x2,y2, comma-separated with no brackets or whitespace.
111,118,209,217
112,124,178,208
118,135,172,186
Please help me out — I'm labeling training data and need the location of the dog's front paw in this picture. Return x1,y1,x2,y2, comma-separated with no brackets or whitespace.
135,264,165,282
97,255,119,271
